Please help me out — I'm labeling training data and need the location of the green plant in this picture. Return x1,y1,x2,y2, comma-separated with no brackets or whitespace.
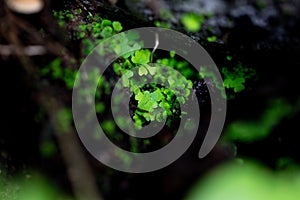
226,55,233,61
131,49,151,65
224,98,300,143
154,20,171,28
53,9,123,55
207,35,217,42
185,160,300,200
52,10,74,27
40,58,77,89
222,62,256,93
109,49,194,128
181,13,205,32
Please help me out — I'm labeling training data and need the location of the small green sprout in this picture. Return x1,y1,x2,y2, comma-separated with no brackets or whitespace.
222,63,256,93
207,35,217,42
169,50,176,58
226,55,233,61
112,21,123,32
154,20,171,28
181,13,205,32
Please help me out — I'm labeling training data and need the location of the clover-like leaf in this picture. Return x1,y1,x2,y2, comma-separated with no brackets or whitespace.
138,66,148,76
224,77,245,92
100,26,113,38
207,35,217,42
101,19,112,27
144,64,156,75
122,70,134,87
131,49,151,64
168,77,175,85
137,91,158,112
112,21,123,32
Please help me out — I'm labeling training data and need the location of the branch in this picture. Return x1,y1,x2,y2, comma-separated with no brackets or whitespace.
0,44,47,56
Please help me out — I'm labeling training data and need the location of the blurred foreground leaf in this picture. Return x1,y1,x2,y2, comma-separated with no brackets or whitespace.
185,160,300,200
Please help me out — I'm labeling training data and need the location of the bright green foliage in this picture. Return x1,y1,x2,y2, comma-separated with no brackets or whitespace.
225,98,300,142
131,49,151,64
157,56,194,79
52,10,74,27
101,19,112,27
78,18,123,41
138,64,156,76
120,70,134,87
181,13,205,32
185,160,300,200
53,9,123,51
100,26,113,38
112,21,123,32
40,58,77,89
41,16,125,89
109,48,194,127
224,77,245,92
207,35,217,42
222,62,256,93
198,61,255,98
135,91,159,119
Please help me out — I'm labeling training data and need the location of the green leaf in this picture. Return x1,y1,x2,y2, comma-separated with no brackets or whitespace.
112,21,123,32
181,13,204,32
226,55,233,61
152,89,163,102
95,102,105,113
102,120,115,133
144,64,156,75
225,99,296,143
170,50,176,58
131,49,151,64
137,91,158,112
122,70,134,87
185,161,300,200
100,26,113,38
168,77,175,86
207,35,217,42
138,66,148,76
101,19,112,27
135,91,144,101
